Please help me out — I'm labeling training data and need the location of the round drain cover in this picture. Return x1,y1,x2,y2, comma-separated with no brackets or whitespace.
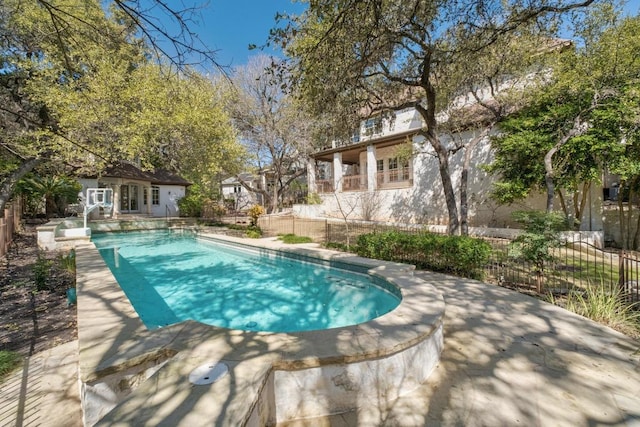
188,362,229,385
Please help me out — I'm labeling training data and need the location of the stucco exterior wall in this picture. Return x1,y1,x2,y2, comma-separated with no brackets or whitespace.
318,128,604,232
149,185,186,217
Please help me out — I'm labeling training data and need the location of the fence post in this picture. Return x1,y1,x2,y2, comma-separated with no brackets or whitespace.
325,220,329,243
618,249,627,301
0,218,5,258
4,207,10,254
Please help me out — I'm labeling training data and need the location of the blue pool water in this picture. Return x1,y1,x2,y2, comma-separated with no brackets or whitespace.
92,231,401,332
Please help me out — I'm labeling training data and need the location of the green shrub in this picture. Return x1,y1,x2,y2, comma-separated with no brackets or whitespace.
306,193,322,204
356,231,492,280
177,193,204,217
17,174,82,218
33,254,52,291
247,205,265,226
0,351,22,378
245,226,263,238
509,210,569,292
279,234,313,244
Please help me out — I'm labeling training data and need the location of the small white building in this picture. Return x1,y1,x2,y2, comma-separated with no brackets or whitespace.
79,162,191,218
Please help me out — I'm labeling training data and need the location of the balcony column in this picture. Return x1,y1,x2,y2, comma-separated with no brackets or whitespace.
111,184,121,218
333,152,343,193
307,159,317,194
367,144,377,191
146,185,152,215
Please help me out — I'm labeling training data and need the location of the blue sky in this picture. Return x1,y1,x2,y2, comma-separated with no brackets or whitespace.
167,0,640,69
184,0,306,67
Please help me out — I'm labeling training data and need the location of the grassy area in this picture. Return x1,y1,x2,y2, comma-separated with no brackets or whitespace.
485,241,622,292
278,234,313,244
0,351,22,380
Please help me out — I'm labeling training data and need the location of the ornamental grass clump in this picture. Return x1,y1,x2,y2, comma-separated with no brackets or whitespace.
561,282,640,338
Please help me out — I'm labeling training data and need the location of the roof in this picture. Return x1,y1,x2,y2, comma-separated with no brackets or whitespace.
101,162,191,186
221,173,258,186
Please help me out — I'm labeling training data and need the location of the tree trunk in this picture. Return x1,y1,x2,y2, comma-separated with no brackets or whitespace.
0,156,45,213
558,189,568,217
432,136,460,235
576,181,590,227
544,149,558,213
271,183,278,213
544,117,586,213
417,60,460,235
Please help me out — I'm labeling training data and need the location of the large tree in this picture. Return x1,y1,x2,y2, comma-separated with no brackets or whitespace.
487,8,640,238
272,0,597,234
0,0,236,212
225,55,317,213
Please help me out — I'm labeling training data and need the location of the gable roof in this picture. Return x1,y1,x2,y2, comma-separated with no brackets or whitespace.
101,162,191,186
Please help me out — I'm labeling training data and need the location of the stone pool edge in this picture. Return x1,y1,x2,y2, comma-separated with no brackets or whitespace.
76,233,445,426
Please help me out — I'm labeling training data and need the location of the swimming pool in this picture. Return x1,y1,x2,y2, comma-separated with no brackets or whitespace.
92,230,401,332
77,229,445,425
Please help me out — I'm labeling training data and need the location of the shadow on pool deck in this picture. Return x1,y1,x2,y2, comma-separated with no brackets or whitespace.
293,271,640,426
4,246,640,426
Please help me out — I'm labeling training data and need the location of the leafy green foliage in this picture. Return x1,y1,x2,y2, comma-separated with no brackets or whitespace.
508,211,568,291
177,184,207,218
245,226,263,239
487,12,640,228
356,231,492,280
0,351,22,379
247,205,265,227
1,0,242,212
33,254,52,291
17,175,81,218
273,0,595,234
278,234,313,244
306,193,322,205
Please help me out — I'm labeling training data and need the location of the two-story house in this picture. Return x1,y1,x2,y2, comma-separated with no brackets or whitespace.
307,107,605,232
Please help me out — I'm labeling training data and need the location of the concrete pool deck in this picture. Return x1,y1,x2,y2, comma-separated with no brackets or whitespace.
3,238,640,426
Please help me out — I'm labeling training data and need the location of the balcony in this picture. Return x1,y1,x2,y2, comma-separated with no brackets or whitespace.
316,180,334,193
343,174,368,192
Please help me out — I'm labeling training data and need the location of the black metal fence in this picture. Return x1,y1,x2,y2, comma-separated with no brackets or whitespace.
258,215,640,303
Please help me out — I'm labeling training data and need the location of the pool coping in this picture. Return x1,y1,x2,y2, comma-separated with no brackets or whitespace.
76,232,445,425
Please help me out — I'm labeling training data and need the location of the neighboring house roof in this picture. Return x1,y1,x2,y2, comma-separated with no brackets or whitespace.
221,173,256,186
99,161,192,186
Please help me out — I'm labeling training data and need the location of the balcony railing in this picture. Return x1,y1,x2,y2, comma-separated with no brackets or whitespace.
316,180,334,194
316,167,412,194
343,174,368,191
